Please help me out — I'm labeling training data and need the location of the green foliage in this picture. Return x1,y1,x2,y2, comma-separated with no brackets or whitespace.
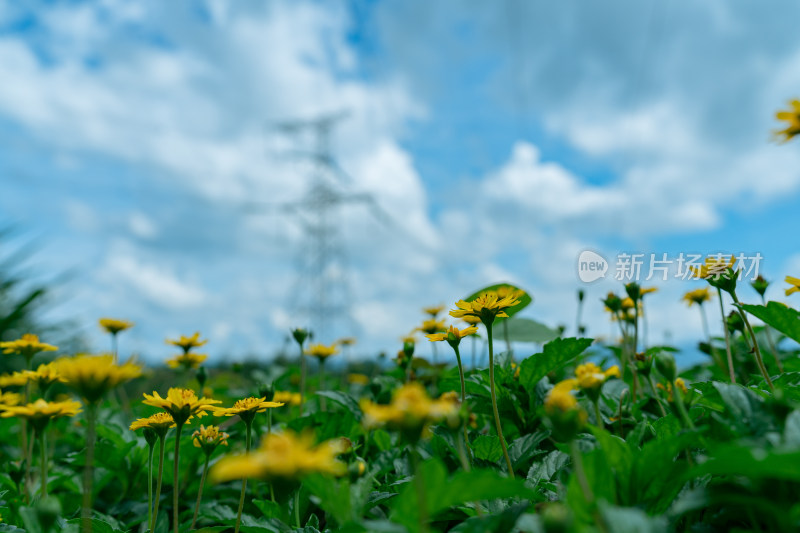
519,337,594,390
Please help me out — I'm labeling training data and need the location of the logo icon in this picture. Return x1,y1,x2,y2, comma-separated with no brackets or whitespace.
577,250,608,283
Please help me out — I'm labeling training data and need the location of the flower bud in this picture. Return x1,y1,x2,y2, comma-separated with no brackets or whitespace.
291,328,310,346
196,366,207,389
258,382,275,402
654,352,677,382
726,311,744,334
541,502,572,533
624,282,641,302
751,275,769,297
36,495,62,532
143,427,158,447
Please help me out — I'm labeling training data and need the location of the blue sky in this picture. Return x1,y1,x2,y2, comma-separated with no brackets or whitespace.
1,0,799,364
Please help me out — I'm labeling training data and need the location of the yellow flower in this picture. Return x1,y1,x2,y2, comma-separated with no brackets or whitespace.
336,337,357,347
422,305,445,317
575,363,620,389
493,286,526,300
657,378,689,402
640,287,658,296
544,381,579,414
98,318,134,335
0,371,29,388
305,343,339,360
214,397,284,422
0,398,82,432
785,276,800,297
621,297,635,310
400,333,417,344
0,391,22,406
56,354,142,403
775,99,800,142
273,391,302,406
449,291,521,326
510,362,520,380
689,255,736,280
210,431,346,482
142,388,221,426
130,412,176,433
682,287,712,307
166,332,207,353
347,373,370,385
425,325,478,344
359,382,459,433
0,334,57,362
192,424,229,455
23,362,66,391
165,352,207,370
461,315,481,326
419,318,447,335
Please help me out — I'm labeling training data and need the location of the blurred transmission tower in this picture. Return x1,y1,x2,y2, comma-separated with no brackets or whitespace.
251,111,390,343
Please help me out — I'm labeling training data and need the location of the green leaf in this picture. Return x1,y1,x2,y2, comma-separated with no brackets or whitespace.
371,429,393,452
740,302,800,344
690,445,800,481
64,518,125,533
472,435,503,463
599,503,668,533
519,337,594,390
502,318,560,344
253,499,283,519
315,391,362,420
526,450,569,486
303,474,352,526
509,430,548,471
463,282,532,322
450,502,530,533
389,459,536,532
784,410,800,446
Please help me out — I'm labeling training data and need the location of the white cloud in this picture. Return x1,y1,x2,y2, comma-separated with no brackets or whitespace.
103,252,206,310
128,212,158,239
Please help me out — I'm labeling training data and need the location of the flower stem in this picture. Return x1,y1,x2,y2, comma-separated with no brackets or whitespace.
191,454,210,530
716,288,736,383
234,421,253,533
294,487,301,527
673,384,696,430
647,375,667,417
82,403,98,533
319,359,327,412
147,441,154,531
593,400,603,429
731,292,774,390
173,423,184,533
486,324,514,478
299,343,306,415
151,434,166,531
39,429,48,498
452,345,471,455
569,439,594,504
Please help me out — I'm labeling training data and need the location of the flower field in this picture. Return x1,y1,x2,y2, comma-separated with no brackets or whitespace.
1,268,800,533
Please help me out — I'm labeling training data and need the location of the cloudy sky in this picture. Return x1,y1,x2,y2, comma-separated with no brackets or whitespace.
2,0,799,364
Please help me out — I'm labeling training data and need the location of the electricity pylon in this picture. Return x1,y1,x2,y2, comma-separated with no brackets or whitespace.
249,111,388,343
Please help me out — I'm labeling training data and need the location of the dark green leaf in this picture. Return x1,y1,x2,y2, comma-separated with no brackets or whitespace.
519,337,593,391
740,302,800,344
472,435,503,463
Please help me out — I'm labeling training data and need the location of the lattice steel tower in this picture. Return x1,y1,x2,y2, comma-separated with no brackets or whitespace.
268,111,380,342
